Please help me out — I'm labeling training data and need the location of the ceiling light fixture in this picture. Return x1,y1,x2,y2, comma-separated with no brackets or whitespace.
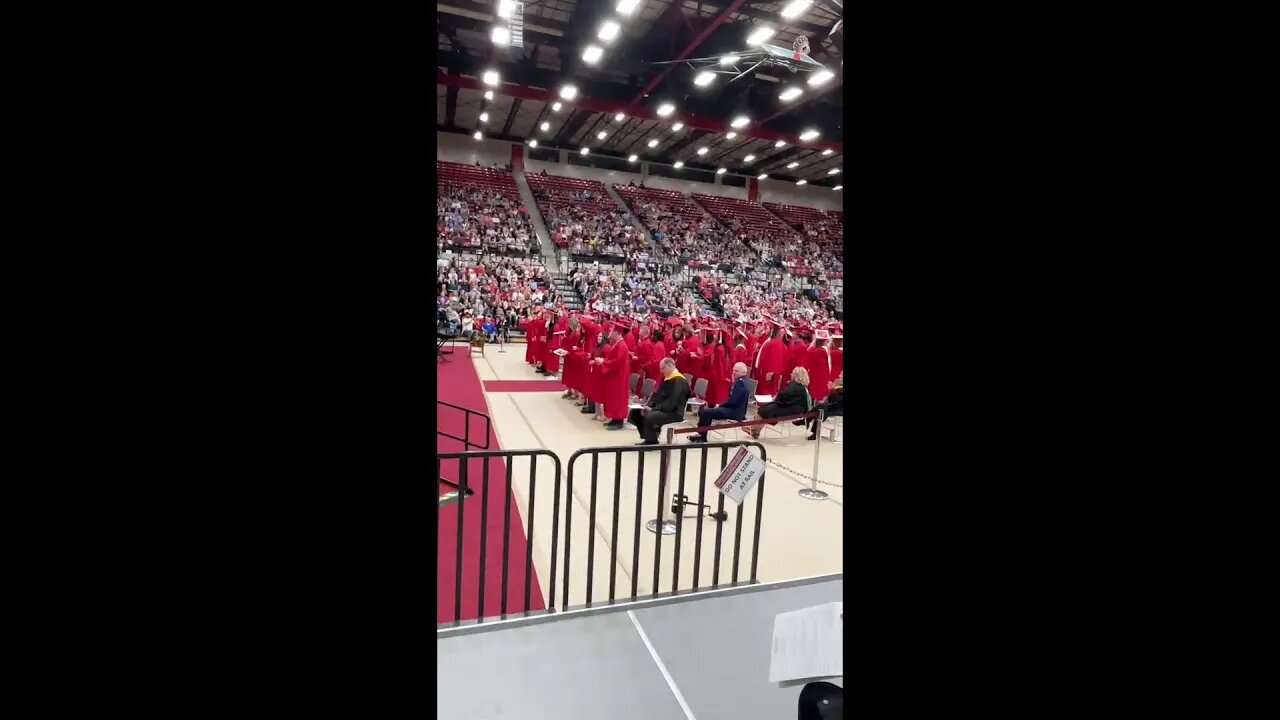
672,122,684,131
697,147,708,155
796,179,807,185
730,115,750,128
648,139,659,147
799,129,820,141
497,0,516,19
757,173,769,179
674,161,684,168
720,55,739,66
743,154,756,162
832,185,842,191
552,101,562,111
597,131,608,140
717,168,727,175
617,0,641,15
581,147,590,155
629,154,638,162
540,121,551,131
599,21,621,42
807,70,834,86
656,103,676,117
694,71,715,87
492,26,510,45
480,112,489,122
582,45,603,64
828,168,841,175
560,84,579,100
484,90,494,100
482,70,500,86
529,139,538,147
787,162,799,168
822,148,834,156
747,27,775,46
726,131,737,139
615,112,626,121
779,87,803,101
775,140,787,148
780,0,813,19
474,131,483,140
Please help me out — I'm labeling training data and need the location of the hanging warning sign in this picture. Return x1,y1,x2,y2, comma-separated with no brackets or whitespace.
714,447,766,504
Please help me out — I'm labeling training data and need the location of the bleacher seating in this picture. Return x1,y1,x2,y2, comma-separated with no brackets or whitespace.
437,161,537,255
526,173,640,256
765,202,844,251
692,194,801,244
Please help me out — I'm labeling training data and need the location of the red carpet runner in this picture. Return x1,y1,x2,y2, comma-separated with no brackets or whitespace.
437,358,546,623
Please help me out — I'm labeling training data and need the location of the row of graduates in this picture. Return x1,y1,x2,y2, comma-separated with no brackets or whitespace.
522,306,844,417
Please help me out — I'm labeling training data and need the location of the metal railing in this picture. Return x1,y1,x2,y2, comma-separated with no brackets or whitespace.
561,440,768,610
436,400,491,451
437,449,562,624
437,440,771,627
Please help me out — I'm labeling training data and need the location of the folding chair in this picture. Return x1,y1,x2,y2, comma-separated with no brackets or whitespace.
628,372,640,399
469,336,485,357
685,377,709,414
641,378,656,401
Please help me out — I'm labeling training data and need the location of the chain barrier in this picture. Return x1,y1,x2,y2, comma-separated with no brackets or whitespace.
767,458,844,489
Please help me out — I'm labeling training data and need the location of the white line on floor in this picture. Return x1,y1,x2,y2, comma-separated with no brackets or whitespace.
628,610,698,720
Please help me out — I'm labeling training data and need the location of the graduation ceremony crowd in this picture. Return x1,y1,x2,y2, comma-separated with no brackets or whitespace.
522,308,845,446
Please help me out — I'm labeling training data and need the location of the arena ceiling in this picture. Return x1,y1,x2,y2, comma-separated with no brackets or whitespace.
437,0,845,187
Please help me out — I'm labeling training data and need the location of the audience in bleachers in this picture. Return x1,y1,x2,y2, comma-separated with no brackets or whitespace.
437,162,539,256
436,251,565,337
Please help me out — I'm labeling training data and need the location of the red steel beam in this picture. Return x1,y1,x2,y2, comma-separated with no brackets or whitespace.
628,0,750,106
437,70,842,154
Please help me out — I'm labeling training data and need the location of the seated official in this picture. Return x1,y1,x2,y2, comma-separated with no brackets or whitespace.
807,372,843,440
688,362,751,443
628,358,690,446
747,366,812,438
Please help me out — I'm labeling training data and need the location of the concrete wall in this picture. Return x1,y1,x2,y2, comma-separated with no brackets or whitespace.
437,131,843,212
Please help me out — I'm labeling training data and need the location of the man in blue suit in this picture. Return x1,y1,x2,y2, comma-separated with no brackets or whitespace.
688,362,752,443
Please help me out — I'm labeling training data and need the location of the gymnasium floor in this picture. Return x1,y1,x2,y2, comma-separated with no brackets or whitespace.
440,339,845,617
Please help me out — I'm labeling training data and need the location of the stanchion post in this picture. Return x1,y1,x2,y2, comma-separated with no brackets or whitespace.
798,408,829,501
646,427,678,534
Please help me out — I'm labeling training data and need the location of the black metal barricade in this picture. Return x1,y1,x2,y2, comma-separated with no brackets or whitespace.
437,449,562,625
436,400,491,451
562,441,768,609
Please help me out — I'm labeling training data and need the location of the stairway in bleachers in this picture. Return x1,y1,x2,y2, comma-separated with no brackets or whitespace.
605,183,660,255
553,275,585,312
512,169,557,267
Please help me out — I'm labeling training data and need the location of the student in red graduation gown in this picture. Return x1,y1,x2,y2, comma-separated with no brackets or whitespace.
595,319,633,430
668,325,686,371
528,310,547,371
730,328,751,376
747,324,769,378
582,318,606,415
631,323,652,386
803,330,833,403
752,323,788,396
782,327,809,386
829,330,843,381
561,315,584,400
544,311,568,375
677,326,704,380
705,329,730,406
646,328,666,392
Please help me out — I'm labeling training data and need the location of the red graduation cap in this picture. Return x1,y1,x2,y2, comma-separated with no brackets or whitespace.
612,318,632,332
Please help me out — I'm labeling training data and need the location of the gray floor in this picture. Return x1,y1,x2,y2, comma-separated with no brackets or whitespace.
437,575,843,720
